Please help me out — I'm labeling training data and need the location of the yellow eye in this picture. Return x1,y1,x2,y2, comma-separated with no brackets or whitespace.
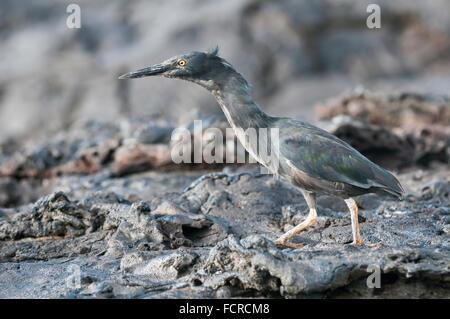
178,59,186,67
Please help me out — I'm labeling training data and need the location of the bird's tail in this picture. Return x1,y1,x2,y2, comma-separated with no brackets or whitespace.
373,169,405,200
376,186,404,200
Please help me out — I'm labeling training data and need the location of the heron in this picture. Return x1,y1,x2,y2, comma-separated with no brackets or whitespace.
119,48,404,248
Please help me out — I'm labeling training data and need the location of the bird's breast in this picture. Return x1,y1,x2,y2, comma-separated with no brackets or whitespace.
232,125,280,175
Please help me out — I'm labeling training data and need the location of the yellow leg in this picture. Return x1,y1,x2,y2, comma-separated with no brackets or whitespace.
275,190,318,249
344,198,379,248
274,208,317,249
353,201,362,246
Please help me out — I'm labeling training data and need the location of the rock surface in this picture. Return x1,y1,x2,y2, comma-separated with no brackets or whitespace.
317,91,450,169
0,104,449,297
0,164,448,298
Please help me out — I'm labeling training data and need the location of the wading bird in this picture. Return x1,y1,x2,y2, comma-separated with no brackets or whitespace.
119,48,404,248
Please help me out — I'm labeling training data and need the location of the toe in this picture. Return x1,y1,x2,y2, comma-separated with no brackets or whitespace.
274,241,303,249
353,241,380,248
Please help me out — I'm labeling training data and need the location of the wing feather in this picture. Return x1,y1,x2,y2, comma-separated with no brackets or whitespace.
277,119,403,195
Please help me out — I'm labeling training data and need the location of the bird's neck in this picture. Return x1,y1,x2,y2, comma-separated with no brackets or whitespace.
209,71,273,130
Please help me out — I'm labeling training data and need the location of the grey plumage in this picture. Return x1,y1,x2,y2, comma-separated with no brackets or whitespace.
119,48,404,248
276,118,404,199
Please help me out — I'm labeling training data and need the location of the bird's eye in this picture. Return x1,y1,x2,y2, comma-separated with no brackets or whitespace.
178,59,187,67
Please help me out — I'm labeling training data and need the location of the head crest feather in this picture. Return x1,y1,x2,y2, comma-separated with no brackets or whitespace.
207,45,219,56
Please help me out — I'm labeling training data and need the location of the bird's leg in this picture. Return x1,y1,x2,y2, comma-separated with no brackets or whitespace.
345,198,362,246
275,191,317,249
344,198,379,247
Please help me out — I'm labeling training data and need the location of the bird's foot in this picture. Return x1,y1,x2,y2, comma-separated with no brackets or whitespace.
274,240,303,249
353,240,380,248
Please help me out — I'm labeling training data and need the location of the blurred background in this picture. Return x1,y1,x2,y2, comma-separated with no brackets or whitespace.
1,1,450,299
1,0,450,140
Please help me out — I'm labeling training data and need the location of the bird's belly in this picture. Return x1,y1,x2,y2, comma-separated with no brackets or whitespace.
285,160,365,198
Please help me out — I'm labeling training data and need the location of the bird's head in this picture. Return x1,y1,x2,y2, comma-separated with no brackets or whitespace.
118,47,235,90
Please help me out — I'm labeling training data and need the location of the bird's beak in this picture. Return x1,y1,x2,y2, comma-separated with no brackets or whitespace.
118,63,169,79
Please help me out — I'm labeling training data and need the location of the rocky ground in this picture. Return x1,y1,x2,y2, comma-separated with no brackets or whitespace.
0,92,448,298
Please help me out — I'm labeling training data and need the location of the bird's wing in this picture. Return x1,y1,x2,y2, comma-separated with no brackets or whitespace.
277,120,403,193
